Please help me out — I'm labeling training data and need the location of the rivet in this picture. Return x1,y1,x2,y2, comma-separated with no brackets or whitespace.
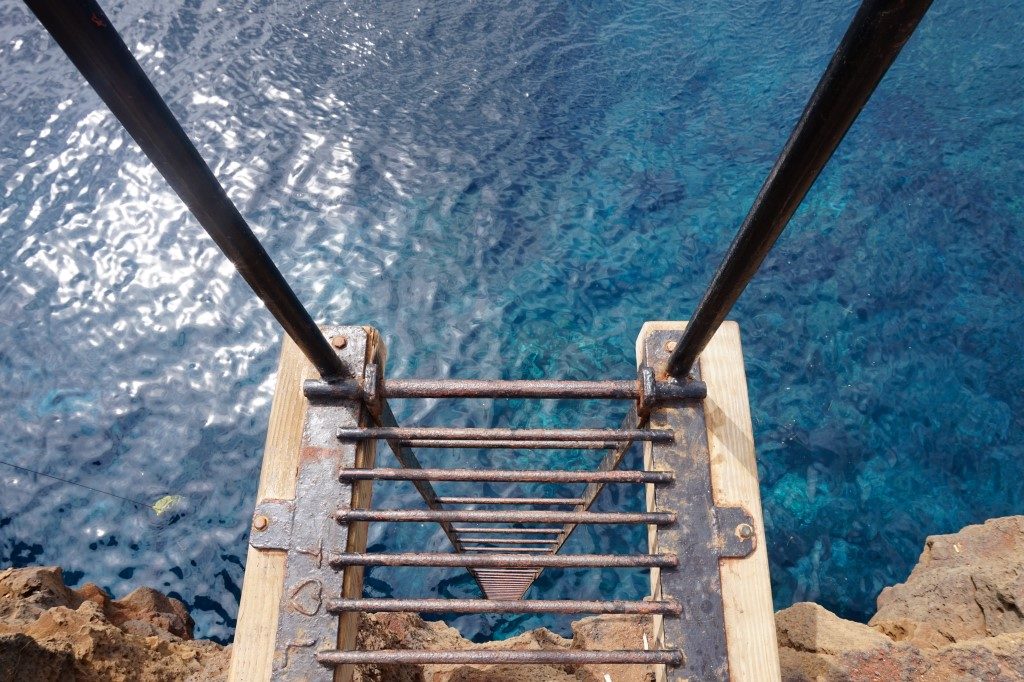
253,514,270,531
330,335,348,349
736,523,754,540
663,341,677,352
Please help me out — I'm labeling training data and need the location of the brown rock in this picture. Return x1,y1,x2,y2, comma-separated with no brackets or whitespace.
870,516,1024,646
352,612,657,682
107,587,195,639
0,633,75,682
0,566,227,681
778,516,1024,681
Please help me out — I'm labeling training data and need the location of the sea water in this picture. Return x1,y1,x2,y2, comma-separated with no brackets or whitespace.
1,0,1022,642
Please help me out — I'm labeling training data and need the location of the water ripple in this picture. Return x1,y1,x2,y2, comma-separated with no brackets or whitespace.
1,0,1022,642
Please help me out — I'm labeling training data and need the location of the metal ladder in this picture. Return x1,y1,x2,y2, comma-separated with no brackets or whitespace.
247,324,756,677
25,0,933,678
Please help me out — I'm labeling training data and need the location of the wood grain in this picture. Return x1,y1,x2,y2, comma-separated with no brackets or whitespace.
638,321,780,681
228,336,312,682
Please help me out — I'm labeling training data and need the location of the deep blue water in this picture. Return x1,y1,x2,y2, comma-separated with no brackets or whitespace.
1,0,1022,644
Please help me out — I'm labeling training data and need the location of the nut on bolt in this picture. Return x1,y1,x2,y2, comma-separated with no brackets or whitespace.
330,335,348,349
252,514,270,532
736,523,754,540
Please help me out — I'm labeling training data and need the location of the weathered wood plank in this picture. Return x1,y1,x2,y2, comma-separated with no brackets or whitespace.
228,336,312,682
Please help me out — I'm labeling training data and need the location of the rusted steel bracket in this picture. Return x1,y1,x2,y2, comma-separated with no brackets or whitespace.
642,329,756,680
247,325,375,681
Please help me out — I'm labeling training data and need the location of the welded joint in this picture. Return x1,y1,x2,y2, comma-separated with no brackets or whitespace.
249,499,295,551
361,362,382,416
713,506,757,559
637,365,657,416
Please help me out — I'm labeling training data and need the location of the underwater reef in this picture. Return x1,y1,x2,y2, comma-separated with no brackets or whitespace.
3,516,1023,681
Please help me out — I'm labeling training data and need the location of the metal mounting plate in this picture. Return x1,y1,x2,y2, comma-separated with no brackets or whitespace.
643,329,756,680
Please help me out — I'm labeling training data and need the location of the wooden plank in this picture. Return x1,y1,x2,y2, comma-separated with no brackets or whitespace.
638,321,780,681
229,336,313,682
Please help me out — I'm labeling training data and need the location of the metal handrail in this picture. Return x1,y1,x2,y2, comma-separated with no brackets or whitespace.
24,0,348,382
665,0,933,377
26,0,933,385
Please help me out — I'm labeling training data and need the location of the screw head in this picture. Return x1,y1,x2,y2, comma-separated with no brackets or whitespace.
736,523,754,540
253,514,270,531
330,335,348,349
663,341,677,352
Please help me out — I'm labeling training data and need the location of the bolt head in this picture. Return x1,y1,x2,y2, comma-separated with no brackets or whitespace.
330,335,348,349
736,523,754,540
253,514,270,531
663,341,677,352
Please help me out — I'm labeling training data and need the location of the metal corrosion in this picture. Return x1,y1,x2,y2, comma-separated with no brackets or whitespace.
337,468,672,484
318,649,683,666
464,544,561,548
328,552,677,569
436,496,585,506
327,598,681,615
395,439,618,449
335,509,676,525
452,527,562,535
304,377,706,400
336,426,673,443
460,538,560,545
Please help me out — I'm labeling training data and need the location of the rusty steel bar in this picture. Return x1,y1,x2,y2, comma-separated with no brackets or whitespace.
463,546,560,553
304,377,706,400
665,0,934,377
460,538,560,545
328,552,677,569
436,496,585,506
337,426,673,443
337,468,672,484
335,508,675,525
396,439,617,450
452,527,562,535
326,598,681,615
367,400,477,570
318,649,683,666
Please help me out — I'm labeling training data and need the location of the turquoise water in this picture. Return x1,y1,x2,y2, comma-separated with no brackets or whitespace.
1,0,1022,643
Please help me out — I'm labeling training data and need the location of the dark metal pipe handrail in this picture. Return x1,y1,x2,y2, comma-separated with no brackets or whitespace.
24,0,348,381
665,0,933,377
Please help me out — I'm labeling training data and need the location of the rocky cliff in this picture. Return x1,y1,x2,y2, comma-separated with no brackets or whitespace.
2,516,1022,681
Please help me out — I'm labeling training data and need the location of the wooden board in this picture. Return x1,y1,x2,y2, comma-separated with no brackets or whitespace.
229,337,312,682
637,321,780,681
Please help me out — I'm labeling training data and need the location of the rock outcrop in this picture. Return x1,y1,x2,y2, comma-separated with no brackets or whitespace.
3,516,1023,681
354,612,656,682
777,516,1024,681
0,566,229,682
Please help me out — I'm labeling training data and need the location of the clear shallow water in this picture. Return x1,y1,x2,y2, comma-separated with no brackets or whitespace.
1,0,1022,643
